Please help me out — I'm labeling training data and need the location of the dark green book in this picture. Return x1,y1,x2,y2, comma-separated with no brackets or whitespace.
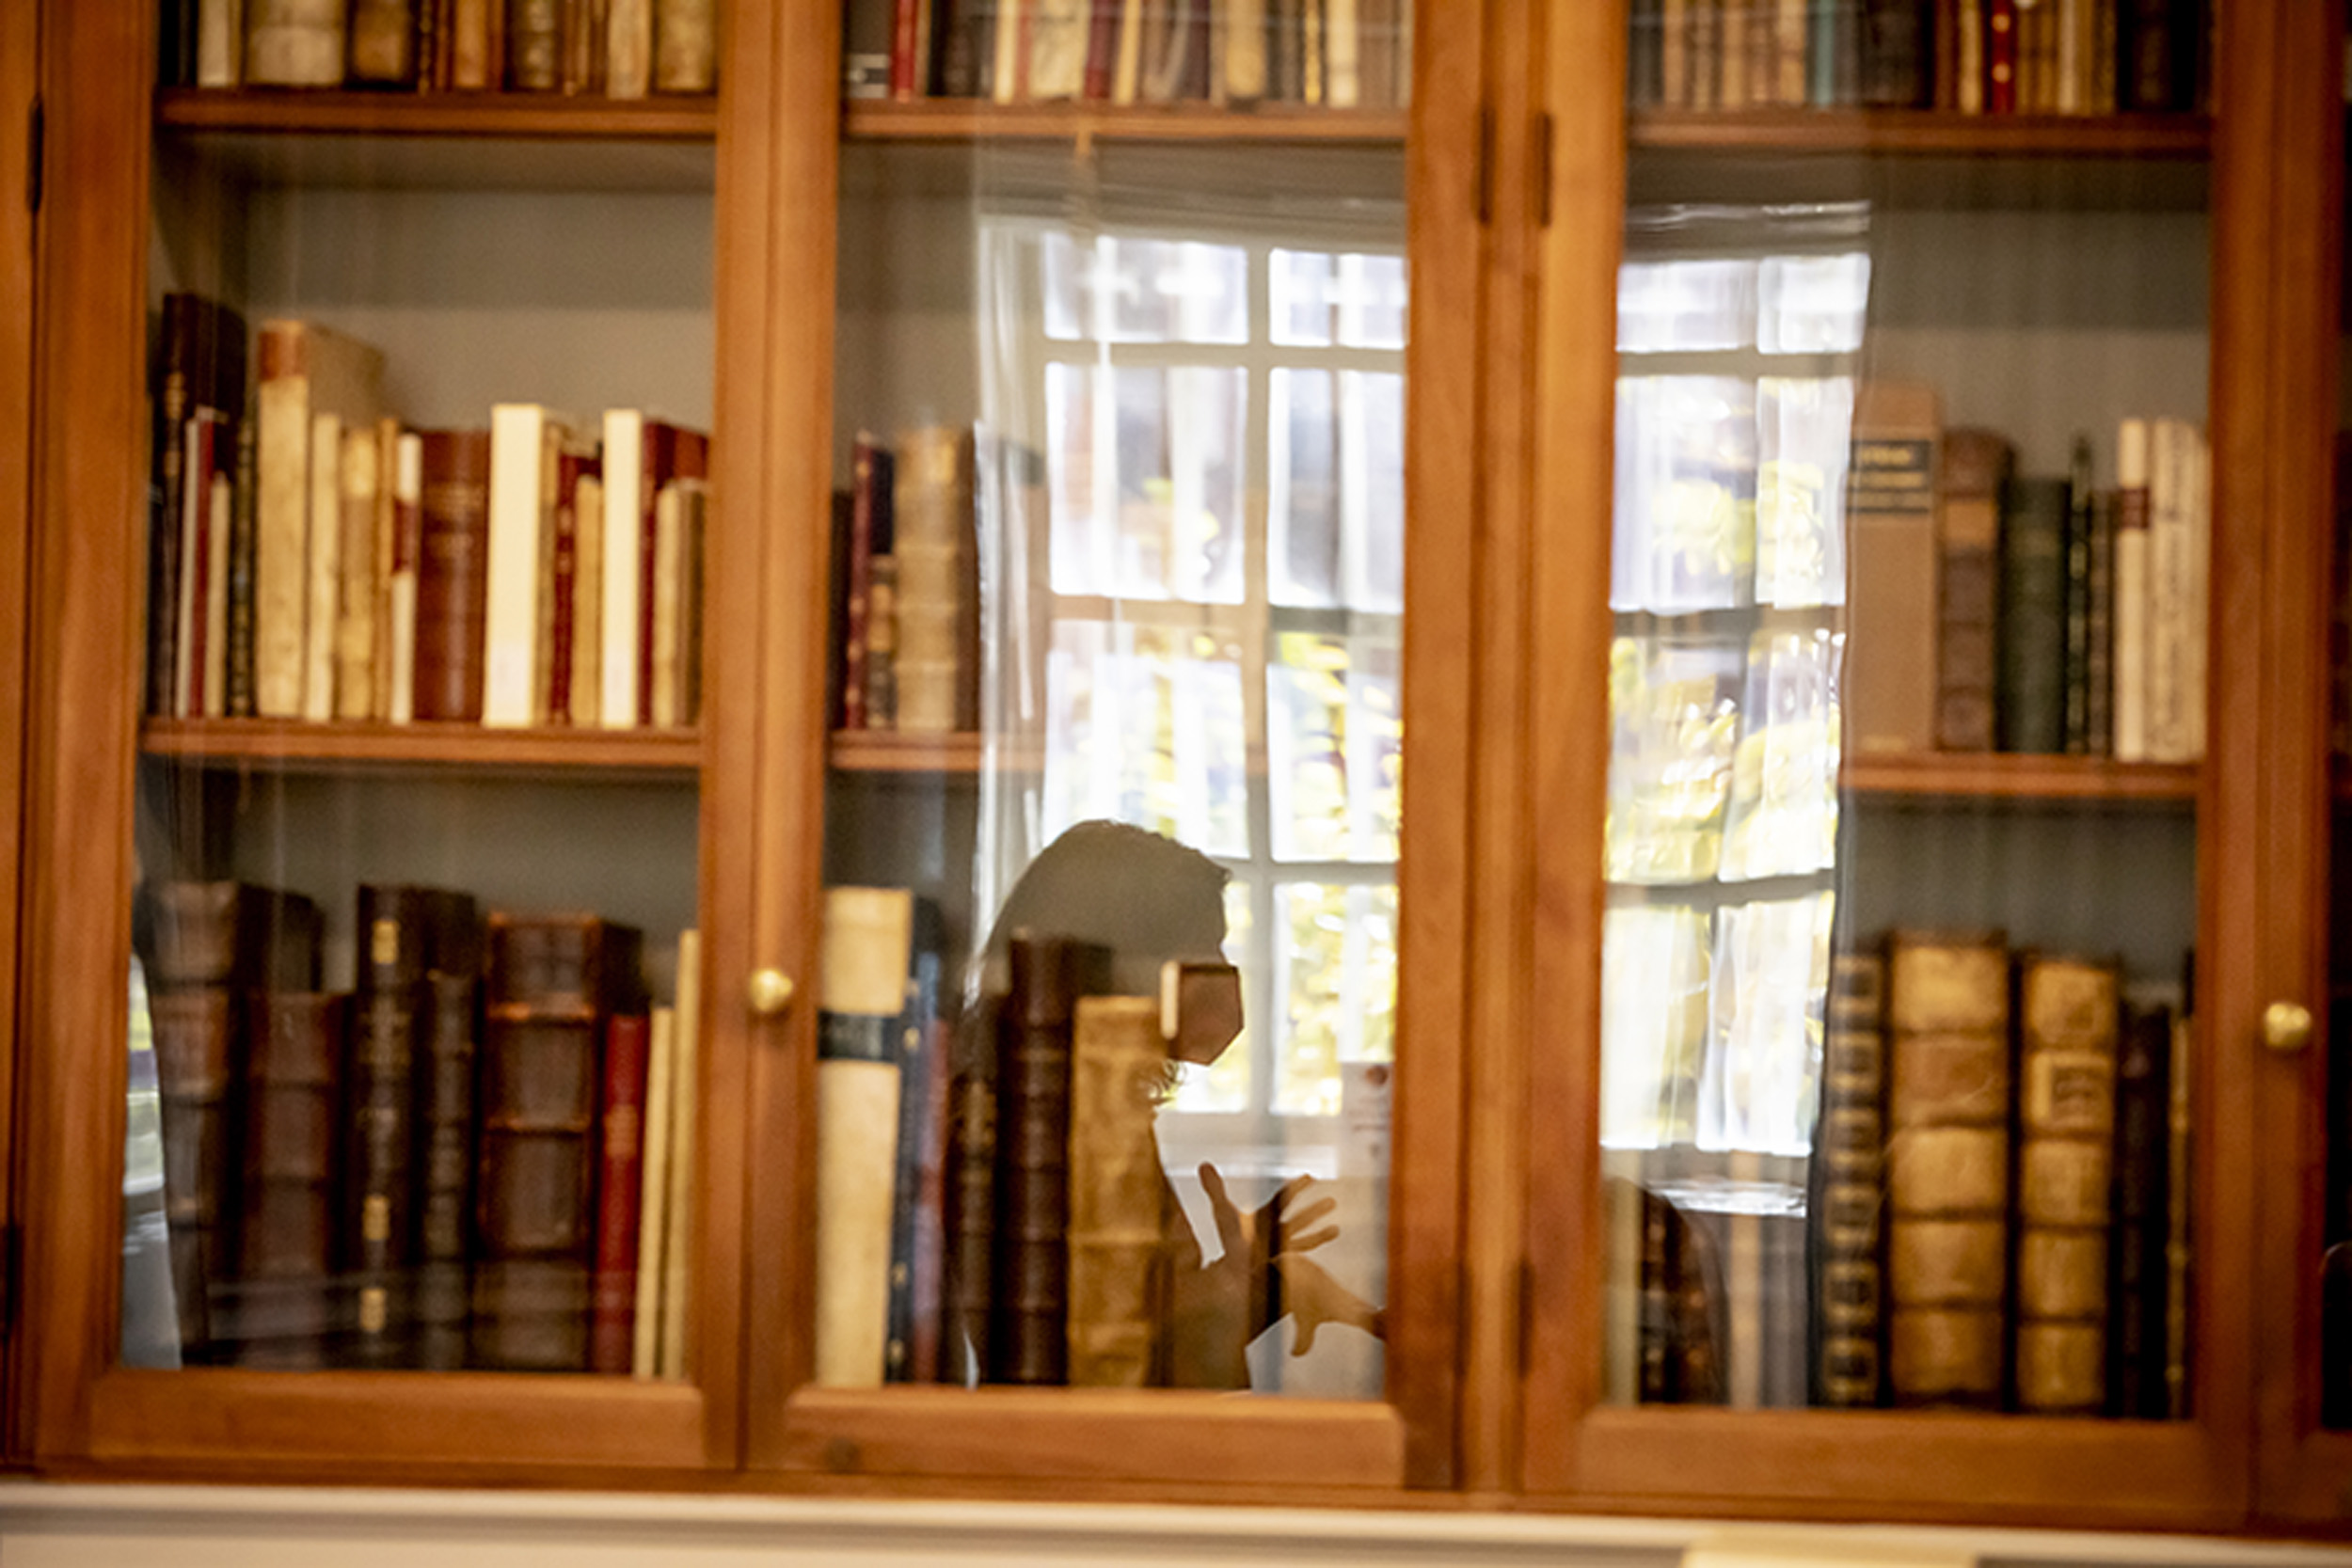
1997,476,2071,755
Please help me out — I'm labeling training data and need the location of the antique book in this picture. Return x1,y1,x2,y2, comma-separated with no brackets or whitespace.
413,428,494,722
991,934,1109,1385
230,990,348,1369
1996,475,2070,755
333,424,383,721
568,465,605,726
598,409,645,729
146,984,237,1360
2113,415,2153,760
1883,928,2010,1407
589,1010,654,1373
1813,950,1888,1407
631,1004,678,1377
246,0,347,85
840,435,895,731
657,929,702,1379
505,0,562,88
649,476,707,728
891,424,980,735
1934,429,2014,752
884,900,948,1383
416,967,482,1370
253,320,385,720
472,913,644,1370
814,886,916,1387
863,555,899,731
2146,416,2208,764
653,0,717,91
2108,994,2172,1417
1067,995,1166,1387
226,408,261,717
347,0,420,85
1842,382,1941,755
608,0,655,96
2165,986,2194,1418
449,0,497,87
484,404,579,728
386,430,423,722
2011,952,2121,1414
148,293,246,719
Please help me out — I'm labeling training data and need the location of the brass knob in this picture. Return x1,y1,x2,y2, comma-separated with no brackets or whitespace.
747,968,796,1018
2264,1000,2314,1054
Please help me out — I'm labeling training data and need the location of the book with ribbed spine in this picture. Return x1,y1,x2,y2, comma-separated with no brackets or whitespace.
892,424,981,735
1812,950,1887,1407
228,990,347,1369
413,428,493,722
2108,992,2172,1417
1934,430,2013,752
2011,952,2121,1414
246,0,346,85
1067,994,1167,1387
589,1011,654,1372
1997,474,2069,755
471,913,644,1371
1883,928,2010,1408
814,887,915,1387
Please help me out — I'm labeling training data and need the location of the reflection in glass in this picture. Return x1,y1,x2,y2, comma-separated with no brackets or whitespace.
1613,376,1758,614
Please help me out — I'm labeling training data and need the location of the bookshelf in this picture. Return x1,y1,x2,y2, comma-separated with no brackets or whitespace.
20,0,2352,1543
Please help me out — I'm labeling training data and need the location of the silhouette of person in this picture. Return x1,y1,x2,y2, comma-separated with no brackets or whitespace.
956,818,1381,1388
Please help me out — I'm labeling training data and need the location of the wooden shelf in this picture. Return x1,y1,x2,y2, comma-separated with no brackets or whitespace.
829,730,987,773
155,88,719,140
1629,108,2210,157
844,98,1408,145
141,719,702,773
1843,751,2198,801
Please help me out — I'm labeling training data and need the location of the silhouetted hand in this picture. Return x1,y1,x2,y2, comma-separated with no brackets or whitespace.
1272,1252,1383,1354
1199,1162,1342,1340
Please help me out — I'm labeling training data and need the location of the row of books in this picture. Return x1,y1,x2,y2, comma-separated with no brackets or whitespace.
1810,937,2191,1416
816,891,1246,1388
829,427,987,736
1626,0,2209,116
135,879,700,1374
160,0,720,97
845,0,1412,110
149,293,710,733
1847,389,2209,764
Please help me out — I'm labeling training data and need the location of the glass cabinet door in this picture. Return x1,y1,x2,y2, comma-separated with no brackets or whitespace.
739,0,1474,1489
24,0,758,1472
0,0,34,1454
1520,0,2257,1523
2253,0,2352,1528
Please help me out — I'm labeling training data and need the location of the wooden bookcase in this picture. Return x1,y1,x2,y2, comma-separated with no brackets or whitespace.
16,0,2352,1542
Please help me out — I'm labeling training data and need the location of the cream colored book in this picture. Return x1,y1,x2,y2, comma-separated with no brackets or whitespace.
649,481,685,728
632,1004,677,1378
600,410,646,730
301,410,343,722
814,887,914,1388
332,425,380,721
659,928,702,1379
609,0,655,97
485,404,574,728
253,320,382,720
1112,0,1147,103
1224,0,1268,101
387,431,421,723
245,0,344,86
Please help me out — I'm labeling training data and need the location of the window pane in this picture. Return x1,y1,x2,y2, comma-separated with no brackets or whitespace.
1754,376,1852,610
1613,375,1757,614
1605,633,1743,885
1043,619,1251,859
1272,367,1339,608
1600,903,1711,1149
1347,370,1406,612
1042,230,1086,341
1618,259,1758,355
1268,633,1401,865
1272,249,1336,347
1757,252,1870,356
1274,881,1397,1117
1104,238,1248,345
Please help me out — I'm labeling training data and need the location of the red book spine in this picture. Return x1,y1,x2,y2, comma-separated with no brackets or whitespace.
1987,0,2018,113
889,0,927,98
589,1010,653,1374
1082,0,1119,99
842,436,883,731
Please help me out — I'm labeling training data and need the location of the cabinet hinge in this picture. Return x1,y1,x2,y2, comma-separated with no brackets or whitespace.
24,97,41,216
1475,102,1496,226
1534,112,1554,230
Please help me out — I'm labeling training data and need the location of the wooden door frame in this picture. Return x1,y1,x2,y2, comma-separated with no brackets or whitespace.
1517,0,2261,1528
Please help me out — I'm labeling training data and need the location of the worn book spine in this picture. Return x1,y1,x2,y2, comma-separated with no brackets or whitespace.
150,293,241,717
589,1011,654,1373
883,902,946,1382
1842,382,1941,755
891,425,979,735
414,428,493,723
2113,417,2153,761
1067,995,1166,1387
417,967,481,1369
1996,474,2069,754
841,436,893,731
2164,991,2193,1418
657,928,700,1379
1857,0,1931,104
387,431,422,722
231,990,348,1369
631,1005,677,1376
246,0,348,85
348,0,420,84
1883,928,2011,1407
334,425,382,721
346,983,422,1367
1813,951,1888,1407
252,321,311,720
1935,429,2015,752
1988,0,2019,111
990,935,1107,1385
227,403,261,717
815,887,915,1387
2085,487,2116,756
2062,438,2095,753
505,0,562,87
653,0,717,90
2011,952,2121,1414
2108,995,2171,1417
147,984,238,1360
608,0,655,95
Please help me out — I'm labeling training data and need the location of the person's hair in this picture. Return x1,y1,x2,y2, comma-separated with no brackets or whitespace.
958,819,1231,1069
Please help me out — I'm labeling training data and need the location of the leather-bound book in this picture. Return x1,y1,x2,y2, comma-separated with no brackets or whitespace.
347,0,419,84
146,985,236,1360
989,934,1107,1385
1883,928,2010,1408
246,0,347,85
1067,995,1167,1387
505,0,562,88
946,1037,998,1382
416,968,483,1370
472,914,644,1370
885,901,948,1383
2011,953,2121,1414
227,990,347,1369
1813,951,1888,1407
1997,476,2071,755
890,424,980,735
589,1011,654,1374
1935,430,2015,752
652,0,717,90
1842,383,1942,755
2109,996,2172,1417
413,429,494,723
149,293,247,719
